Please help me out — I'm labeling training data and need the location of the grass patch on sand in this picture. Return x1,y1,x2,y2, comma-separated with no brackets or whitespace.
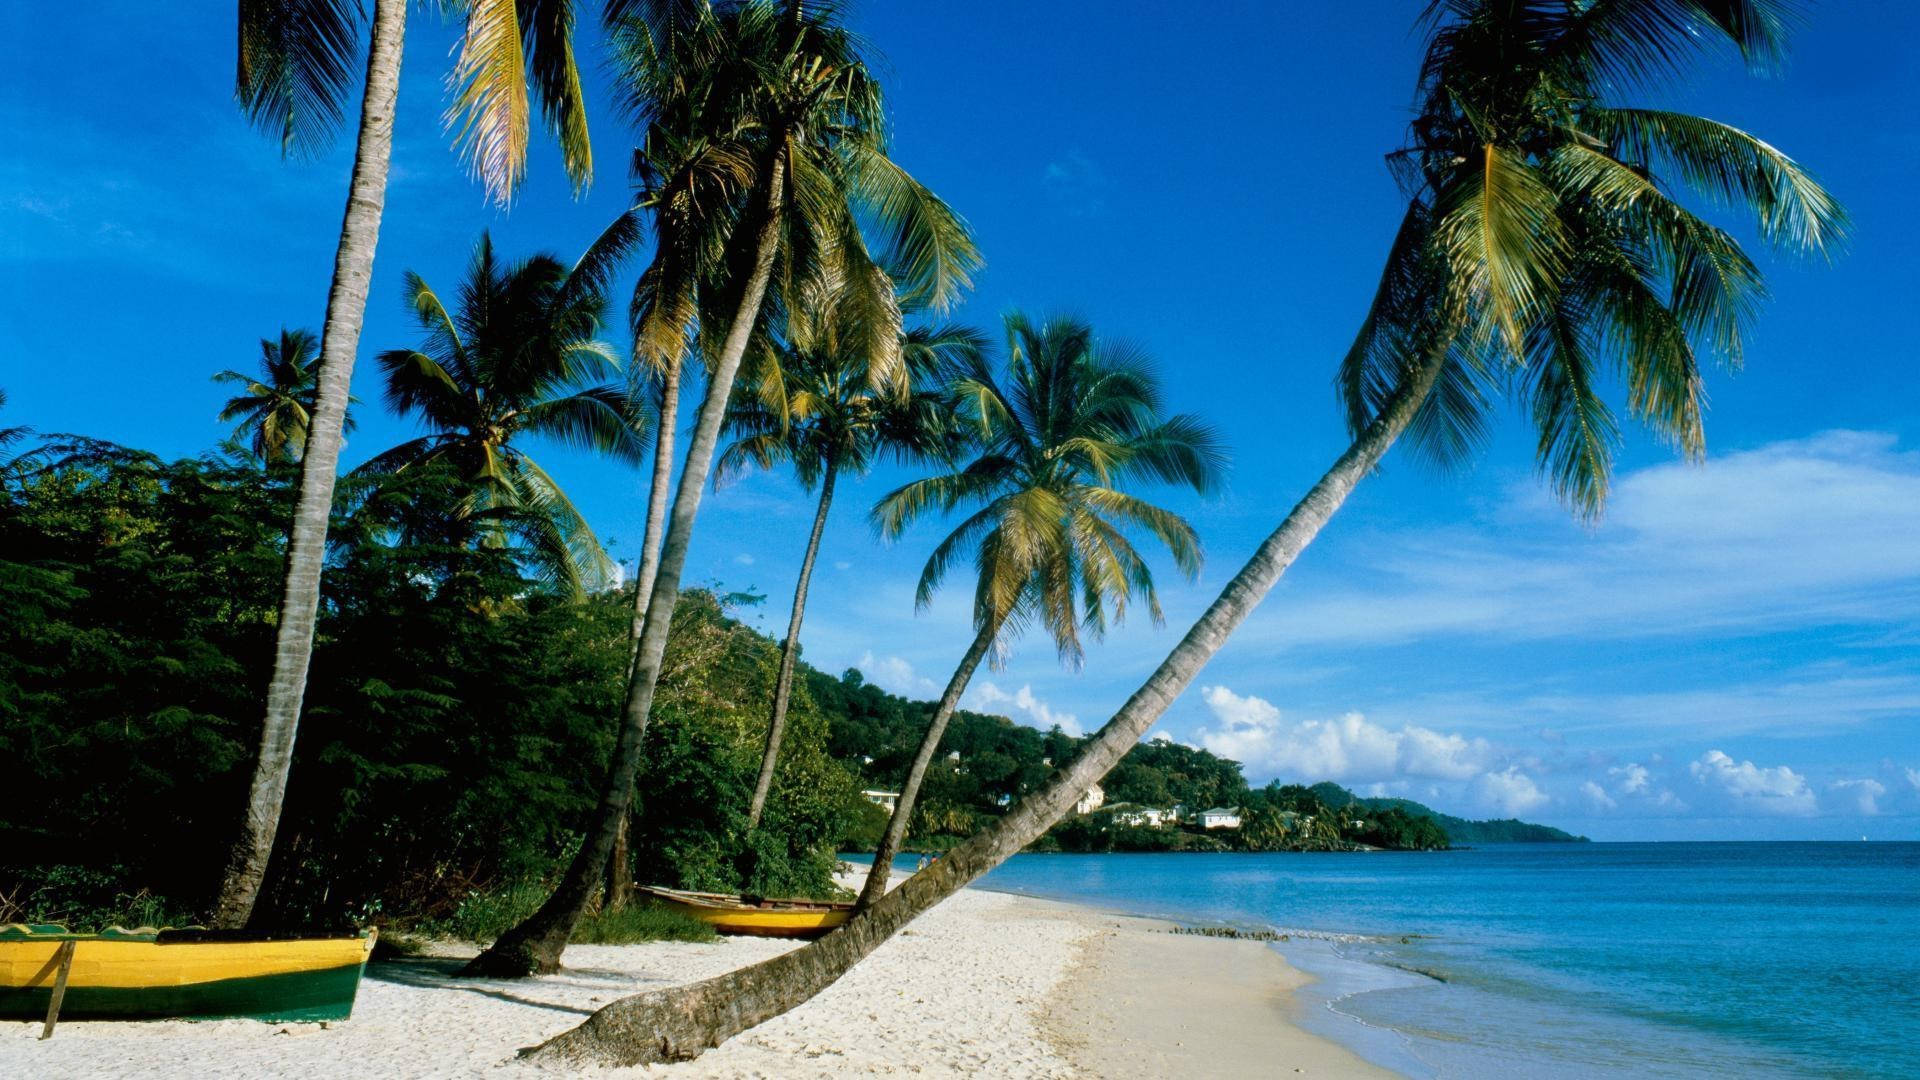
415,884,716,945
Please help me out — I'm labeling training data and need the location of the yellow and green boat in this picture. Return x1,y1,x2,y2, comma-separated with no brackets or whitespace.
637,886,852,939
0,924,375,1023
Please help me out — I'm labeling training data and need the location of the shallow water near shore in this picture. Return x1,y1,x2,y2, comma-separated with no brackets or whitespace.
948,843,1920,1078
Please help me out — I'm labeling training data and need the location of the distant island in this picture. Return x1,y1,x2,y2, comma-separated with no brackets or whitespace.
812,666,1585,854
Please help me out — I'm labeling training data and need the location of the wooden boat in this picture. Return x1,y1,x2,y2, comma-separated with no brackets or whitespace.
637,886,853,939
0,924,375,1023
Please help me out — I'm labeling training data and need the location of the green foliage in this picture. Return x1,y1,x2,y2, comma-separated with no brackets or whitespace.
415,884,714,945
360,231,646,595
632,590,863,898
873,312,1226,662
0,442,857,926
1308,782,1586,844
0,864,199,932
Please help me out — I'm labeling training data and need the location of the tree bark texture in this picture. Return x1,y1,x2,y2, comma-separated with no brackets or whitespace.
629,359,681,653
212,0,407,929
745,463,838,829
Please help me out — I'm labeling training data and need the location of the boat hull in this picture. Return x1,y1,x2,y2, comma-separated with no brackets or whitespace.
0,927,375,1022
637,887,852,939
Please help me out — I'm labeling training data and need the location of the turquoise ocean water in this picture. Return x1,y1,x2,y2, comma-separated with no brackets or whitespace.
956,844,1920,1078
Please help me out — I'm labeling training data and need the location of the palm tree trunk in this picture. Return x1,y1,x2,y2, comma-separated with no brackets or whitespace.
519,341,1452,1067
211,0,407,929
745,462,838,829
606,361,683,912
628,359,681,651
464,147,790,977
856,619,997,908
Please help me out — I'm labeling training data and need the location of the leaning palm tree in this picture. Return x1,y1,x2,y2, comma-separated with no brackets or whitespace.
219,0,601,926
722,316,987,830
857,312,1224,905
357,231,647,593
466,0,980,976
213,328,354,463
521,0,1843,1064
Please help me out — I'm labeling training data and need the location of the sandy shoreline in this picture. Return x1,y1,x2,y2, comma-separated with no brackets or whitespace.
4,878,1392,1078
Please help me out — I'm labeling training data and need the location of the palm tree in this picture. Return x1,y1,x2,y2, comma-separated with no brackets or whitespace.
466,0,979,976
721,317,987,830
857,312,1224,906
520,0,1844,1064
218,0,600,926
213,328,354,464
0,389,37,481
357,230,647,593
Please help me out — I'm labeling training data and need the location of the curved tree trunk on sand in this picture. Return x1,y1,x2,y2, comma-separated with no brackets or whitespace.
856,619,997,909
212,0,408,928
745,463,838,829
520,348,1450,1067
605,360,684,912
464,151,789,976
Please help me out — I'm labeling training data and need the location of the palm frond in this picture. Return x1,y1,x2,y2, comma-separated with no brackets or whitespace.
446,0,533,205
236,0,361,157
522,0,595,192
1586,107,1846,255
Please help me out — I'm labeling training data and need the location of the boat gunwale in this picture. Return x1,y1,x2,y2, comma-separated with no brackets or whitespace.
636,886,854,913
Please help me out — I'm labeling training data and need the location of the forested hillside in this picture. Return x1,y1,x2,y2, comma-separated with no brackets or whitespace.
1309,783,1589,844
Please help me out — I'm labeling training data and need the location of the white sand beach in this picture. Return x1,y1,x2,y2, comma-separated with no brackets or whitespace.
4,880,1389,1079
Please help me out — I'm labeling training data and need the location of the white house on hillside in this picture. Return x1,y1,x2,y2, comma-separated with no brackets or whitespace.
1073,783,1105,816
1111,805,1175,828
1198,806,1243,829
862,789,900,813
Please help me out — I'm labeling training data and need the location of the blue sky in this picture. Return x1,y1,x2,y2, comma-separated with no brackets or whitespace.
3,2,1915,839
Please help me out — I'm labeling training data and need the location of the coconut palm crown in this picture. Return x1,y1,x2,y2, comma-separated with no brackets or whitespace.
360,230,646,594
1342,0,1846,517
213,328,356,464
876,312,1227,665
718,320,986,491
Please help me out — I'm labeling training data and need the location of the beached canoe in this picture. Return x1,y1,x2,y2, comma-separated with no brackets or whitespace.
637,886,853,939
0,924,375,1022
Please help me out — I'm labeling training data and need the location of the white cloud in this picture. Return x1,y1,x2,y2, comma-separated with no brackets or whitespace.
1579,780,1618,812
1193,686,1493,781
833,561,851,571
855,651,938,697
1827,779,1886,816
733,553,756,566
1609,763,1651,794
1906,767,1920,793
1688,750,1817,815
972,682,1081,736
1471,767,1550,815
1245,432,1920,650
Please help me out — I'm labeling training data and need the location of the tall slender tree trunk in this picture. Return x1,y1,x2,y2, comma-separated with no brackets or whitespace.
629,360,682,652
521,344,1452,1067
212,0,407,929
745,463,838,829
465,149,790,977
606,360,681,912
857,619,997,908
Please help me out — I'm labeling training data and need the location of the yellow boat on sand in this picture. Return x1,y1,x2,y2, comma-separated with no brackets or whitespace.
0,924,375,1023
637,886,852,939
